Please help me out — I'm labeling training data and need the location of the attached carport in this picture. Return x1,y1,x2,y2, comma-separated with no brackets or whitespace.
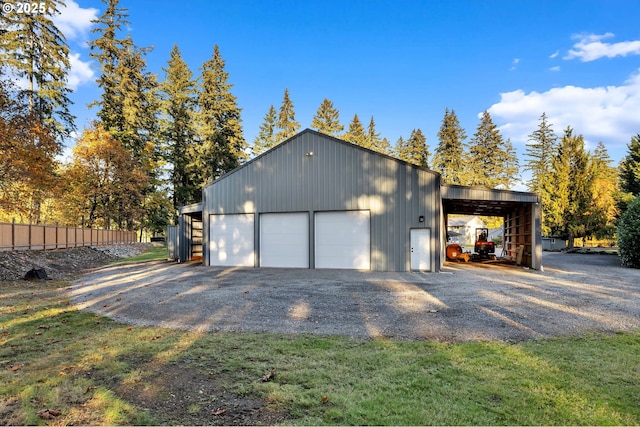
169,203,203,263
441,185,542,270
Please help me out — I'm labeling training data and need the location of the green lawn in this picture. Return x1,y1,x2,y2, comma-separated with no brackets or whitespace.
109,244,169,264
1,260,639,425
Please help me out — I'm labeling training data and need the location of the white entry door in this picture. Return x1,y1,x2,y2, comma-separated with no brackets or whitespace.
260,213,309,268
315,211,370,269
410,228,431,271
209,214,254,267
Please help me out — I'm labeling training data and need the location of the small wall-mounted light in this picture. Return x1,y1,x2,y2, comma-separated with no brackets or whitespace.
418,215,425,223
305,151,314,157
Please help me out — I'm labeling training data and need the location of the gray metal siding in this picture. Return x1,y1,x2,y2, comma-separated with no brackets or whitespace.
203,130,441,272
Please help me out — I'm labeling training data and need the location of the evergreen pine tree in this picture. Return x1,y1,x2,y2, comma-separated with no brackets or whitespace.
365,116,389,153
525,113,557,192
0,0,74,138
343,114,367,146
275,88,300,142
434,108,467,185
397,129,429,167
547,128,571,238
393,136,405,159
617,195,640,268
524,112,557,235
90,1,159,163
196,45,247,182
378,137,392,155
90,0,168,234
160,44,199,219
89,0,130,132
548,127,595,247
310,98,343,137
591,141,619,239
619,134,640,196
501,138,520,190
253,105,278,155
115,38,159,163
467,110,517,188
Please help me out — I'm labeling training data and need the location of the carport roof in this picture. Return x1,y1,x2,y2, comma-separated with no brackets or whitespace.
179,202,203,215
442,184,540,216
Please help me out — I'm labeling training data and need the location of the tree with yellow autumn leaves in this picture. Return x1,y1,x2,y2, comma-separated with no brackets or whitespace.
56,123,147,230
0,80,61,223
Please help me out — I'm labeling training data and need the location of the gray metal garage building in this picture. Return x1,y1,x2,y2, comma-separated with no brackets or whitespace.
171,129,541,272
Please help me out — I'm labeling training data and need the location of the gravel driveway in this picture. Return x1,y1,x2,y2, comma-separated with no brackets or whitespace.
68,252,640,341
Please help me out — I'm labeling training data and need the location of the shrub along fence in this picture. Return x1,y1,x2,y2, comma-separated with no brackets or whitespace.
0,221,136,251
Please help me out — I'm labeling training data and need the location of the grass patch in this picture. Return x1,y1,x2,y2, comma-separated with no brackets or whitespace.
1,275,639,425
110,245,168,264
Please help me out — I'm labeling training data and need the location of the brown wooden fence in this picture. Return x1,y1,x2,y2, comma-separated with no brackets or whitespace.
0,221,137,251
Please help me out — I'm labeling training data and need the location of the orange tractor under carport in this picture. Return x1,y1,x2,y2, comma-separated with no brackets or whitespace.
474,227,496,259
446,227,496,262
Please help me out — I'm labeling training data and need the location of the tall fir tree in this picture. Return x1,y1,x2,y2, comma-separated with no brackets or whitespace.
253,105,278,155
591,141,619,239
116,37,159,165
160,44,199,219
310,98,343,137
365,116,384,153
467,110,518,188
524,112,557,235
89,0,130,132
396,129,429,167
90,1,159,164
501,138,520,190
378,137,392,155
548,127,595,247
433,108,467,185
343,114,367,146
90,0,168,237
275,88,300,142
0,0,74,138
619,134,640,197
393,136,405,159
196,44,247,182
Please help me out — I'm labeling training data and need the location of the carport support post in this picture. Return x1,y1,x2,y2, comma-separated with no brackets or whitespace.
532,200,542,270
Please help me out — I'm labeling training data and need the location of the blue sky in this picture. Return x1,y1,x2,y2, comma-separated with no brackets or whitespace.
55,0,640,184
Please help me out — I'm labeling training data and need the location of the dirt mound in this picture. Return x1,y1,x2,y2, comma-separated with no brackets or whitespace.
0,245,145,281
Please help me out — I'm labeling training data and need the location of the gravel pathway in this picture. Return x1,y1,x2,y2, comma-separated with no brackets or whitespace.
68,252,640,341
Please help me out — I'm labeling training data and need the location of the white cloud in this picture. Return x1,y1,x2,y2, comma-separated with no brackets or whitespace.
487,69,640,160
48,1,97,90
550,50,559,59
67,53,94,90
549,66,560,72
510,58,520,71
52,0,98,41
564,32,640,62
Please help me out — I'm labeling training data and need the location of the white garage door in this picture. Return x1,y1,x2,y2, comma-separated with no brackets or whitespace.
315,211,370,270
260,213,309,268
209,214,254,267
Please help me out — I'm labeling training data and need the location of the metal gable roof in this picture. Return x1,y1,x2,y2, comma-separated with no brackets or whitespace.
203,128,441,190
